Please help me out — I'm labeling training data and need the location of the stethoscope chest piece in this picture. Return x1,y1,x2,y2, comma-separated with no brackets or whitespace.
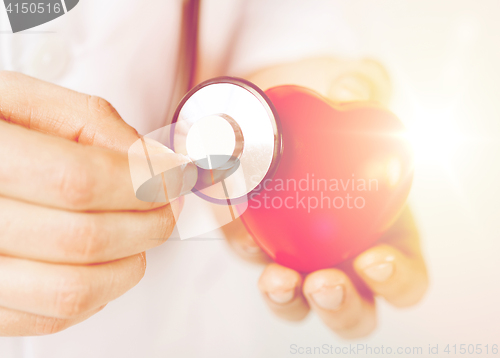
171,77,282,204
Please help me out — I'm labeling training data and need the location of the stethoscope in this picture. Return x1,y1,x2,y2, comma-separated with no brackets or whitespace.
162,0,282,206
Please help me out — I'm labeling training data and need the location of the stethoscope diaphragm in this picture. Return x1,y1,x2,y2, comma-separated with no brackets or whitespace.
171,77,282,204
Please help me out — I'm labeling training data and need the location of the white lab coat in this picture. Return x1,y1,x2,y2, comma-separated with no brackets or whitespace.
1,1,500,358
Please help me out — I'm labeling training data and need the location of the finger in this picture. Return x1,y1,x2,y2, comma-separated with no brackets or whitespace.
0,304,106,336
221,218,271,264
353,206,428,307
326,59,392,105
0,253,146,319
0,71,138,152
303,269,376,339
0,71,198,207
258,263,309,321
353,244,428,308
0,196,182,263
0,120,191,211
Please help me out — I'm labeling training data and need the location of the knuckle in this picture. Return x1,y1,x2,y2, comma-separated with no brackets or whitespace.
64,215,106,263
33,315,69,336
56,159,96,210
86,95,118,119
53,271,92,318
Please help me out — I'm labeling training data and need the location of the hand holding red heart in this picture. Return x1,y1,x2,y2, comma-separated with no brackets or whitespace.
220,57,428,339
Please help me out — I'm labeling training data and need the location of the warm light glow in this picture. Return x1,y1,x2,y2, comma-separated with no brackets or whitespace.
405,105,466,166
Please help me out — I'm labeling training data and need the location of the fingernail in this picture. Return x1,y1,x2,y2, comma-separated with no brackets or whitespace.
179,161,198,196
135,162,196,203
310,285,344,311
134,138,198,203
363,262,394,282
169,197,184,219
267,289,295,304
241,243,262,255
241,235,262,255
161,159,197,201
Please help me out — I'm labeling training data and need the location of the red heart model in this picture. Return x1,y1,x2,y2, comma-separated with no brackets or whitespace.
240,85,413,272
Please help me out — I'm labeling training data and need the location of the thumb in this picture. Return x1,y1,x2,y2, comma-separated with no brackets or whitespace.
128,136,198,204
